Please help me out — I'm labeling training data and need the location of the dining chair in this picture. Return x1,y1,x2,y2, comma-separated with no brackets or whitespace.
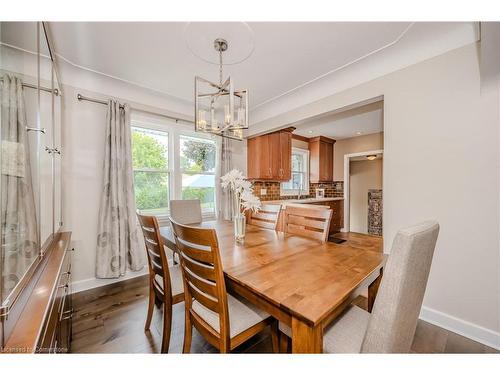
170,218,279,353
248,204,281,230
168,199,203,263
169,199,203,224
279,220,440,353
283,204,332,242
137,213,185,353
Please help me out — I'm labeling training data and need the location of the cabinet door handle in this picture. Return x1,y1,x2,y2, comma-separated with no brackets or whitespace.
26,126,46,134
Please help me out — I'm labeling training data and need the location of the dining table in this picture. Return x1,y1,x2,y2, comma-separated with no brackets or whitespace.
160,220,386,353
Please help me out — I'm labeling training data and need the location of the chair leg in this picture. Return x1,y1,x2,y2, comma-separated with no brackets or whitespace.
279,332,290,353
161,301,172,353
144,285,155,331
182,310,193,354
270,320,279,353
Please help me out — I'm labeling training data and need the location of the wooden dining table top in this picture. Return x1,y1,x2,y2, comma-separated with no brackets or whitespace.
160,220,386,328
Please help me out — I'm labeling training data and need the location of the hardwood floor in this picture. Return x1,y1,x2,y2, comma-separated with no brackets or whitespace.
71,274,498,354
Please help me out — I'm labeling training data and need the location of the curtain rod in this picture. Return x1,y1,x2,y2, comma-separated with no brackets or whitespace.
76,93,192,124
0,78,59,96
76,93,243,141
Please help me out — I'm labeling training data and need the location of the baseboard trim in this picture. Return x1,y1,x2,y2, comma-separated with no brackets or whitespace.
420,306,500,350
71,268,149,294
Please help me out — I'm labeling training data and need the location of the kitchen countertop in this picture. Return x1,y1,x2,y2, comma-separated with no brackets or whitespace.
264,197,344,209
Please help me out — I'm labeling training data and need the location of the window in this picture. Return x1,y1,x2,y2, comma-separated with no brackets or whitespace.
131,126,170,215
180,135,216,215
131,114,218,219
281,148,309,196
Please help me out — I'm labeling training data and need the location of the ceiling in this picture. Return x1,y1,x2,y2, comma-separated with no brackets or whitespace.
1,22,479,116
293,100,383,139
47,22,412,107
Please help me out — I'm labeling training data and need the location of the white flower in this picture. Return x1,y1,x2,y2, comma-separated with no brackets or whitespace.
221,169,244,191
241,191,261,213
235,179,253,194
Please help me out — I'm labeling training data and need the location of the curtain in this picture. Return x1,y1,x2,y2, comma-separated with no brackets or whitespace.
0,74,39,294
96,100,144,278
216,137,233,220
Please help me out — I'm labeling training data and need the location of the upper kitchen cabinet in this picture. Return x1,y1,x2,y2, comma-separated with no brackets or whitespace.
247,128,293,181
309,136,335,183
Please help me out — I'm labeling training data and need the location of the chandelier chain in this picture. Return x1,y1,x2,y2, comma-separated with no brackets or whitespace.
219,48,223,87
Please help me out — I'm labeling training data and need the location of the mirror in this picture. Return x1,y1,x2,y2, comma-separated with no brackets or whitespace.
0,22,42,305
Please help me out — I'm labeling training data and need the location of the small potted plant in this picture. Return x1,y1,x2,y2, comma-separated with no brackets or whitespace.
221,169,261,242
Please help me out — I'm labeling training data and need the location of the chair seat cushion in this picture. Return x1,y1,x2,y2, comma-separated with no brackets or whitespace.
154,265,184,297
279,305,370,353
192,293,270,338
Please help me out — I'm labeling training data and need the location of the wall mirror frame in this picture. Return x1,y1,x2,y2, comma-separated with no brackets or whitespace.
0,21,63,347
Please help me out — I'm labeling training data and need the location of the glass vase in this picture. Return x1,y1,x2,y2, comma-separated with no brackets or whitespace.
233,214,246,243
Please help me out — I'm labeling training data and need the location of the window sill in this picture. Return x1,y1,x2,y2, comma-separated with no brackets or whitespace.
280,191,310,197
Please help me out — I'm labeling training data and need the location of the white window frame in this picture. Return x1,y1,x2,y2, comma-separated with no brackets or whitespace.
131,112,218,224
280,147,310,196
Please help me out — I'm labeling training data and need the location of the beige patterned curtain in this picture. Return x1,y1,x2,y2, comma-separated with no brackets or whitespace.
216,137,233,220
0,75,39,297
96,100,144,278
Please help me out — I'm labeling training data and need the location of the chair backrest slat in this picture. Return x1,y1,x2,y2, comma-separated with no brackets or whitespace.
361,221,439,353
183,266,218,299
170,219,230,343
283,205,332,242
170,199,203,225
137,213,173,298
249,204,281,230
181,252,217,282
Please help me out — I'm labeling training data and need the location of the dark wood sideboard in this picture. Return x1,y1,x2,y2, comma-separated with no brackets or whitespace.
1,232,73,354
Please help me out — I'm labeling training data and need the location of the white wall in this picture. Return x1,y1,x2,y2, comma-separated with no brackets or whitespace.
249,43,500,348
349,159,383,234
334,132,384,181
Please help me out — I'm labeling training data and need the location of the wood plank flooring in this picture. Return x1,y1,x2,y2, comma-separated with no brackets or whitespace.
71,274,498,354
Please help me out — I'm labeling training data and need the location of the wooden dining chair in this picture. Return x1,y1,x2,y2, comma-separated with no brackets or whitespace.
283,204,332,242
137,213,184,353
170,218,279,353
248,204,281,230
279,220,440,353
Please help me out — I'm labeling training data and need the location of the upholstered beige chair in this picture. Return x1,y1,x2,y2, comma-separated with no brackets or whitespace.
169,199,203,224
280,220,440,353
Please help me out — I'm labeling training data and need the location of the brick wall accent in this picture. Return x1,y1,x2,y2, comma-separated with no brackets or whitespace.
252,181,344,201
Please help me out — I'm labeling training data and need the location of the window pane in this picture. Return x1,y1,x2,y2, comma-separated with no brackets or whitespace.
134,171,169,214
292,153,303,171
182,173,215,214
131,127,168,170
180,135,216,173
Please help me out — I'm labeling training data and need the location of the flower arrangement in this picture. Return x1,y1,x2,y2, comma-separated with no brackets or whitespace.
220,169,261,214
221,169,261,241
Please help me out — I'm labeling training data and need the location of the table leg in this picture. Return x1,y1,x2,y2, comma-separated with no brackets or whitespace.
368,268,383,313
291,317,322,353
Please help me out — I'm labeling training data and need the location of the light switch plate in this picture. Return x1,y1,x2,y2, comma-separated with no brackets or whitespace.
261,188,267,195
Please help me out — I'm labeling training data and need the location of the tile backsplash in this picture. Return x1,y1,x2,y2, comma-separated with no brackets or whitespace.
252,180,344,201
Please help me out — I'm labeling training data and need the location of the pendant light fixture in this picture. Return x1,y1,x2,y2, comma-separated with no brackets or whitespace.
194,38,249,141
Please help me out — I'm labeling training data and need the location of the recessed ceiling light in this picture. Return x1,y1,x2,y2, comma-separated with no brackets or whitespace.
356,131,363,135
307,130,313,134
366,155,377,161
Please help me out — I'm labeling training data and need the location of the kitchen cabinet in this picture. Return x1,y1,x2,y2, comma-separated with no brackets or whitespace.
247,128,293,181
309,136,335,183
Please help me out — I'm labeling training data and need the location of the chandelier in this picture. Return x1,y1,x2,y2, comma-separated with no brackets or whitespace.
194,38,248,141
